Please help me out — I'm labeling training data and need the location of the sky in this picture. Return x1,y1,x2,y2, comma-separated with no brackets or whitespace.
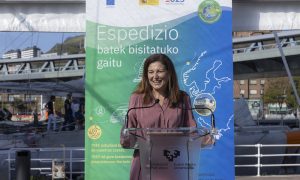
0,32,85,58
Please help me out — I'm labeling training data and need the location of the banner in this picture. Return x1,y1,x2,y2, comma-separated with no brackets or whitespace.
86,0,233,179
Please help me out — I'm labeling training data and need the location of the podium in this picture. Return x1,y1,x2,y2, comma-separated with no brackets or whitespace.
127,127,211,180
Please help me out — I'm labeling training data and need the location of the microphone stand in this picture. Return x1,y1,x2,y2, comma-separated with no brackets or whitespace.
125,99,159,129
122,99,160,148
190,107,216,133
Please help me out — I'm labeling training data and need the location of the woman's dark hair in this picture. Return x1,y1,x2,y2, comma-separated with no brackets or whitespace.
134,54,181,106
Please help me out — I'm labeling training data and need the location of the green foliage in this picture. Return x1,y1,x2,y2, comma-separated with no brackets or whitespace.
264,78,288,103
288,77,300,108
264,77,300,109
11,98,26,113
47,35,85,55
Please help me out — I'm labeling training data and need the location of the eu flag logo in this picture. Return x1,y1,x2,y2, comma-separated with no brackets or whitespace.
106,0,115,5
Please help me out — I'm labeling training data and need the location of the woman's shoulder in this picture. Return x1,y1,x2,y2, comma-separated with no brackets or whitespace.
178,90,193,108
129,93,144,102
179,90,192,104
179,90,190,98
129,93,143,107
130,93,143,98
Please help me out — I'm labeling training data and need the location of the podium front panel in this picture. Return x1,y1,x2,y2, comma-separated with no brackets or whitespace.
138,134,202,180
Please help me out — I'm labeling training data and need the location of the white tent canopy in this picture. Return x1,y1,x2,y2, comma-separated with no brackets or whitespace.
233,0,300,31
0,0,300,32
0,0,85,32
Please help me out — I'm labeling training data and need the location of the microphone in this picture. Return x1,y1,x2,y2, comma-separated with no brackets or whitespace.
125,99,160,129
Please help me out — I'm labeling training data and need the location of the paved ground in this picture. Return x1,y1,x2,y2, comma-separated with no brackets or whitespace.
236,175,300,180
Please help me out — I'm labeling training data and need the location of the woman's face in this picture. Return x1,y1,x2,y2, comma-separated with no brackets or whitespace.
147,61,169,93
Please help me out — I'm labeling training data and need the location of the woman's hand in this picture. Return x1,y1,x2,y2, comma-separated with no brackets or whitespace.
120,125,137,149
201,134,215,147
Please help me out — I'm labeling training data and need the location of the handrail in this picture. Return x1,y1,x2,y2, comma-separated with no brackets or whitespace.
233,40,300,54
5,143,300,178
5,147,84,180
235,144,300,176
0,65,86,75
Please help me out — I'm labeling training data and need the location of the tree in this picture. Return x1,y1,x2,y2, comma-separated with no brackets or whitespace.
264,77,289,104
47,35,85,55
287,77,300,108
11,98,26,114
264,77,300,110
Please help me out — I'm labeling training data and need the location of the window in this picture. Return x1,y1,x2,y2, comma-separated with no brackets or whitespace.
8,94,21,102
240,80,245,85
250,90,257,95
250,80,257,85
25,95,38,102
260,79,265,84
8,95,14,102
260,89,264,95
240,90,245,95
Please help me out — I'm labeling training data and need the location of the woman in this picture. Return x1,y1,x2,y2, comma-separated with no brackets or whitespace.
120,53,198,180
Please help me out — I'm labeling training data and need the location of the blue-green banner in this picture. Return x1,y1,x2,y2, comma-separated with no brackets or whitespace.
85,0,233,179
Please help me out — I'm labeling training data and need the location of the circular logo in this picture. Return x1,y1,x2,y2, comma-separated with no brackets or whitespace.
95,106,105,117
193,93,216,116
87,125,102,140
198,0,222,24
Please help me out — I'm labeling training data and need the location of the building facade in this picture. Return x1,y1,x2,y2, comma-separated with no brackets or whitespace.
2,49,21,59
234,78,266,118
21,46,41,59
234,78,292,119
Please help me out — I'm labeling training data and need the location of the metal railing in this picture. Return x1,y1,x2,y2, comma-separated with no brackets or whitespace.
0,65,85,75
235,144,300,176
4,144,300,178
5,147,84,180
233,40,300,54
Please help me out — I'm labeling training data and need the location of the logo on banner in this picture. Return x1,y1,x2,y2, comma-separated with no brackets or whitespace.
163,149,180,161
95,106,105,117
193,93,216,116
165,0,184,5
133,59,146,83
139,0,159,5
198,0,222,24
106,0,115,5
88,125,102,140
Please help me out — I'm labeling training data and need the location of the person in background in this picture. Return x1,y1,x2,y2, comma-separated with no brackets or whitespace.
63,93,73,131
3,108,12,121
75,97,85,130
0,108,5,121
71,98,80,130
0,108,12,121
33,108,39,127
46,95,56,131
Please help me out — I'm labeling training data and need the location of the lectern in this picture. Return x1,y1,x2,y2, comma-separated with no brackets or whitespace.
127,127,211,180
